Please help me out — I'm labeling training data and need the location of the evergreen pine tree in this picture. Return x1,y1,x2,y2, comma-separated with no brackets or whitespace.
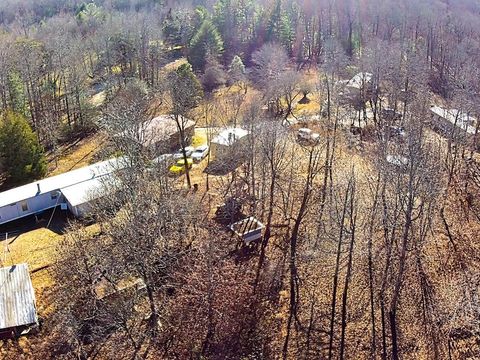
188,20,223,71
0,111,47,184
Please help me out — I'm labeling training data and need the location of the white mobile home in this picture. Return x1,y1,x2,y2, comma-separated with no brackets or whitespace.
0,157,127,225
60,175,115,218
430,106,478,138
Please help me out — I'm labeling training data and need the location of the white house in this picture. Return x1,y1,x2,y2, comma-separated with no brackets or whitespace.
346,72,373,91
211,128,250,160
0,157,128,225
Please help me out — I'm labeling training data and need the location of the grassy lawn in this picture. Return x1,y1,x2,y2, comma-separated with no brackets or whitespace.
192,128,208,147
47,132,105,176
6,227,61,271
1,215,101,319
1,224,62,319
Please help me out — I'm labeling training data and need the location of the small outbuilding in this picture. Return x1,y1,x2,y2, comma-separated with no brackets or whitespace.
211,128,250,160
229,216,265,246
340,72,373,103
0,263,38,338
346,72,373,91
94,277,147,302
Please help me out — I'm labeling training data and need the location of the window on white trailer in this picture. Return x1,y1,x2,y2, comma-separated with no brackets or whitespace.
20,200,29,212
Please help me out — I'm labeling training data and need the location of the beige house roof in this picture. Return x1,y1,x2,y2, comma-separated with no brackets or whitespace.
120,115,195,147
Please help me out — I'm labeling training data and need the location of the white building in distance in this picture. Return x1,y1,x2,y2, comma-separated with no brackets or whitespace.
430,106,478,136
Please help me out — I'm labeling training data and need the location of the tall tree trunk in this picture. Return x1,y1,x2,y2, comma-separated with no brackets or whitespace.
282,150,316,360
339,176,356,359
328,179,352,360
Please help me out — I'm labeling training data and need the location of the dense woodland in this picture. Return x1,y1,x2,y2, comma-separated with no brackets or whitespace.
1,0,480,359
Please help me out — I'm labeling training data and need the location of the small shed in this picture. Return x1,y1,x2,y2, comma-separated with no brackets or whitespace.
94,277,147,302
0,264,38,338
229,217,265,245
211,128,250,160
386,154,409,172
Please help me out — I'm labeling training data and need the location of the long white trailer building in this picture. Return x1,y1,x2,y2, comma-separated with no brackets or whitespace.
0,157,127,225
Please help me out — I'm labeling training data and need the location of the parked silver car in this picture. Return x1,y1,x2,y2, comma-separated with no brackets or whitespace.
173,146,194,160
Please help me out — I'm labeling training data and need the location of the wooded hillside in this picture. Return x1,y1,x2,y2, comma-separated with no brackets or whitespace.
0,1,479,359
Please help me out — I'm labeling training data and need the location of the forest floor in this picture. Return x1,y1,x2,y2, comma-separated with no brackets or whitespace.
4,62,472,358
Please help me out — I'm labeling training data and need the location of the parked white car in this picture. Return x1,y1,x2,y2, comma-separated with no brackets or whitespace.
297,128,320,143
191,144,209,162
173,146,194,160
151,153,174,166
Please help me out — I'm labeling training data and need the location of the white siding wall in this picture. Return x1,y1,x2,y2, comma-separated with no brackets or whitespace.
65,200,91,219
66,200,78,218
0,192,60,225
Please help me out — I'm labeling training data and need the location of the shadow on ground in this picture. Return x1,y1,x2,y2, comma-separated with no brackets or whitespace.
0,207,72,241
204,158,245,176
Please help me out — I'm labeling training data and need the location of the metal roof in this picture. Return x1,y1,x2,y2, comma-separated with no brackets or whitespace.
430,106,477,135
386,154,409,167
230,216,265,235
346,72,373,89
61,169,122,207
118,115,195,147
0,157,128,209
211,128,249,147
61,176,107,207
0,263,37,330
